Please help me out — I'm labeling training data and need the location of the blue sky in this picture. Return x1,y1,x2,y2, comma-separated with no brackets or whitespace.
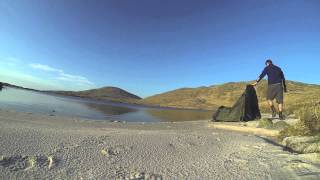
0,0,319,97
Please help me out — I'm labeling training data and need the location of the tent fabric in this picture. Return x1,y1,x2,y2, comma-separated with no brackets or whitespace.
212,85,261,122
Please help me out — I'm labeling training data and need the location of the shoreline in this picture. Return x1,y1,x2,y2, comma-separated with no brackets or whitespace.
0,109,319,179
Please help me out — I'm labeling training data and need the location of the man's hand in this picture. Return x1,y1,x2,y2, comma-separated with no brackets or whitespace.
252,81,258,86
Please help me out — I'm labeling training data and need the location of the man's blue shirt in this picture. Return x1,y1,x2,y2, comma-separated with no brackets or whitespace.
257,64,285,85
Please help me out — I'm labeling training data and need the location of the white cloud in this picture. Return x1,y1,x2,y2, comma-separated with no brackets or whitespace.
29,63,95,86
29,63,63,73
57,72,95,85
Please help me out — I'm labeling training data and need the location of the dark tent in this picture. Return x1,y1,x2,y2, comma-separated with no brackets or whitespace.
213,85,261,122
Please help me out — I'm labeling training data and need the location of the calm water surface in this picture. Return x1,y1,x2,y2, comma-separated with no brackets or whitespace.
0,87,212,122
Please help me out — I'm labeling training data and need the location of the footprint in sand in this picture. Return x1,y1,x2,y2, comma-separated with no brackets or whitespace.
224,158,249,172
0,156,29,171
282,159,320,178
0,155,56,171
113,166,163,180
101,145,133,157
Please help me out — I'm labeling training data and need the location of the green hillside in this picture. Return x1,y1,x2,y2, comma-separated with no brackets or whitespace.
140,80,320,113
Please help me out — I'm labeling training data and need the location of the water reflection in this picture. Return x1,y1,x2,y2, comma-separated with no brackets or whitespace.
84,102,138,115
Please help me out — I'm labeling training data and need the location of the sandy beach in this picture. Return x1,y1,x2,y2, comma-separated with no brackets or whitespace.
0,109,319,180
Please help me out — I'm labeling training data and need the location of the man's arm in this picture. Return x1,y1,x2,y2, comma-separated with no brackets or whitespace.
252,67,267,86
281,70,287,92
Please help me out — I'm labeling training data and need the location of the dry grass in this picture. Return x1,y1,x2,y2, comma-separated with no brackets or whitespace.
141,82,248,110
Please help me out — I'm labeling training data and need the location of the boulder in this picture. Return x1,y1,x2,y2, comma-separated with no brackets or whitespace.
282,136,320,153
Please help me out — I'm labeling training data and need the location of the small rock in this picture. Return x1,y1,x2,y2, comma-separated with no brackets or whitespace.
101,149,110,156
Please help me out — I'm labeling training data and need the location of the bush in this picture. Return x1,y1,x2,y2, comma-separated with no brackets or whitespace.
279,103,320,140
296,103,320,135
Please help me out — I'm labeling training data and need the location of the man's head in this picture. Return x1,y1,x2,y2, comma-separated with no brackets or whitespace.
265,59,273,66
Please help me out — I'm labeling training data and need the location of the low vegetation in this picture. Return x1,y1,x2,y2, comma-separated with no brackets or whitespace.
279,102,320,139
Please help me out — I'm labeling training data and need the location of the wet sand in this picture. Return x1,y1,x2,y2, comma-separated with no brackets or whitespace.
0,109,319,179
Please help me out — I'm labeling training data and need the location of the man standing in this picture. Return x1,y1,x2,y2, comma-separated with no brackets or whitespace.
252,59,287,120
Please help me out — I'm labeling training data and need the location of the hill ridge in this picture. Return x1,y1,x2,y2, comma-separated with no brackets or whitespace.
140,80,320,112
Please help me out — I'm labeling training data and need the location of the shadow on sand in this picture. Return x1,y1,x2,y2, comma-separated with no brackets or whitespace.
255,135,297,153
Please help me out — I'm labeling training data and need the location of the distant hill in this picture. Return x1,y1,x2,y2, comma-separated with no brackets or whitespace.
0,82,40,92
0,81,142,103
140,80,320,113
52,87,142,103
0,82,141,103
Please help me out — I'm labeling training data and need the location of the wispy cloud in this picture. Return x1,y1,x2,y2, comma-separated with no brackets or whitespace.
29,63,63,73
56,72,95,85
29,63,95,86
3,57,21,66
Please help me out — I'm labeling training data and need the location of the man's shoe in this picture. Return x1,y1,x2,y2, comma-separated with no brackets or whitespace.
279,112,285,120
271,106,277,118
